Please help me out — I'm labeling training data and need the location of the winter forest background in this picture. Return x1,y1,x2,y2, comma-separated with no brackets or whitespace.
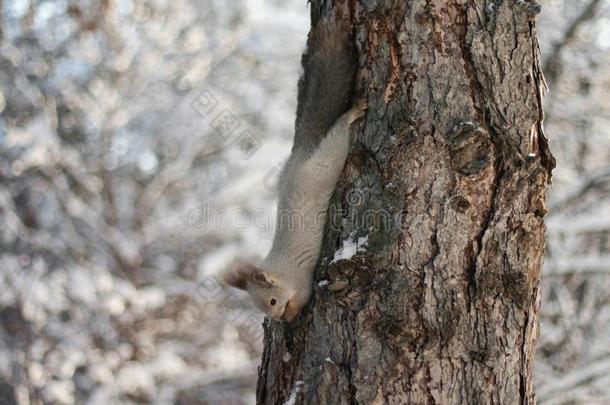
0,0,609,404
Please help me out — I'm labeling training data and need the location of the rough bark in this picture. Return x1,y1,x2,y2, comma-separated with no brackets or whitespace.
257,0,555,404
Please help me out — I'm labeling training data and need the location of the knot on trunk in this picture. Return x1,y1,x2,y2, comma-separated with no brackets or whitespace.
447,122,493,176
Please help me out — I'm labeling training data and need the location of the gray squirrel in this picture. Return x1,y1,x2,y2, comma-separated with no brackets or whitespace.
223,21,366,321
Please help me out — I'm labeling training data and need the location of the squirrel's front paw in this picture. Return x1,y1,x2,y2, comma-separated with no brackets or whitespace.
348,99,368,124
281,298,301,322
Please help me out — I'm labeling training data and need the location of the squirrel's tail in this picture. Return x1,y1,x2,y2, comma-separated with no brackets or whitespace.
293,21,358,154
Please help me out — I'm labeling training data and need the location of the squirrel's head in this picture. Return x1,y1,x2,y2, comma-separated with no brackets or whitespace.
223,262,299,321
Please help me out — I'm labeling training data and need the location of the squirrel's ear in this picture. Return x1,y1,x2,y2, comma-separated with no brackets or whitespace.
223,262,258,290
251,271,274,287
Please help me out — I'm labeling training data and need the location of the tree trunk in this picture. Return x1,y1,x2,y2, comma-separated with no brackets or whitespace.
256,0,555,404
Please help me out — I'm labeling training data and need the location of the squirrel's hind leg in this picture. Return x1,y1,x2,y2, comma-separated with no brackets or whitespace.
347,99,368,125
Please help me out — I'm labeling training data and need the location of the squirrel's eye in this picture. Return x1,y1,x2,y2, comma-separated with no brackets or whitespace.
270,298,277,306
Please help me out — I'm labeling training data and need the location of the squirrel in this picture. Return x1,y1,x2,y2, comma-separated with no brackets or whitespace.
223,21,366,322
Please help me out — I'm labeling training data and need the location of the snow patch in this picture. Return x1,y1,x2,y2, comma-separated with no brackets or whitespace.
283,380,304,405
330,235,369,264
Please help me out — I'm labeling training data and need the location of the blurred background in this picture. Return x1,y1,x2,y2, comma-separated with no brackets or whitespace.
0,0,608,404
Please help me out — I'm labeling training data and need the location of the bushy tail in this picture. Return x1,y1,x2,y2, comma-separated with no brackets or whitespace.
293,21,357,155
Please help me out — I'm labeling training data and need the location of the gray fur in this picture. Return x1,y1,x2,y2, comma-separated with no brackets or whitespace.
293,22,357,156
223,22,363,321
263,113,355,313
